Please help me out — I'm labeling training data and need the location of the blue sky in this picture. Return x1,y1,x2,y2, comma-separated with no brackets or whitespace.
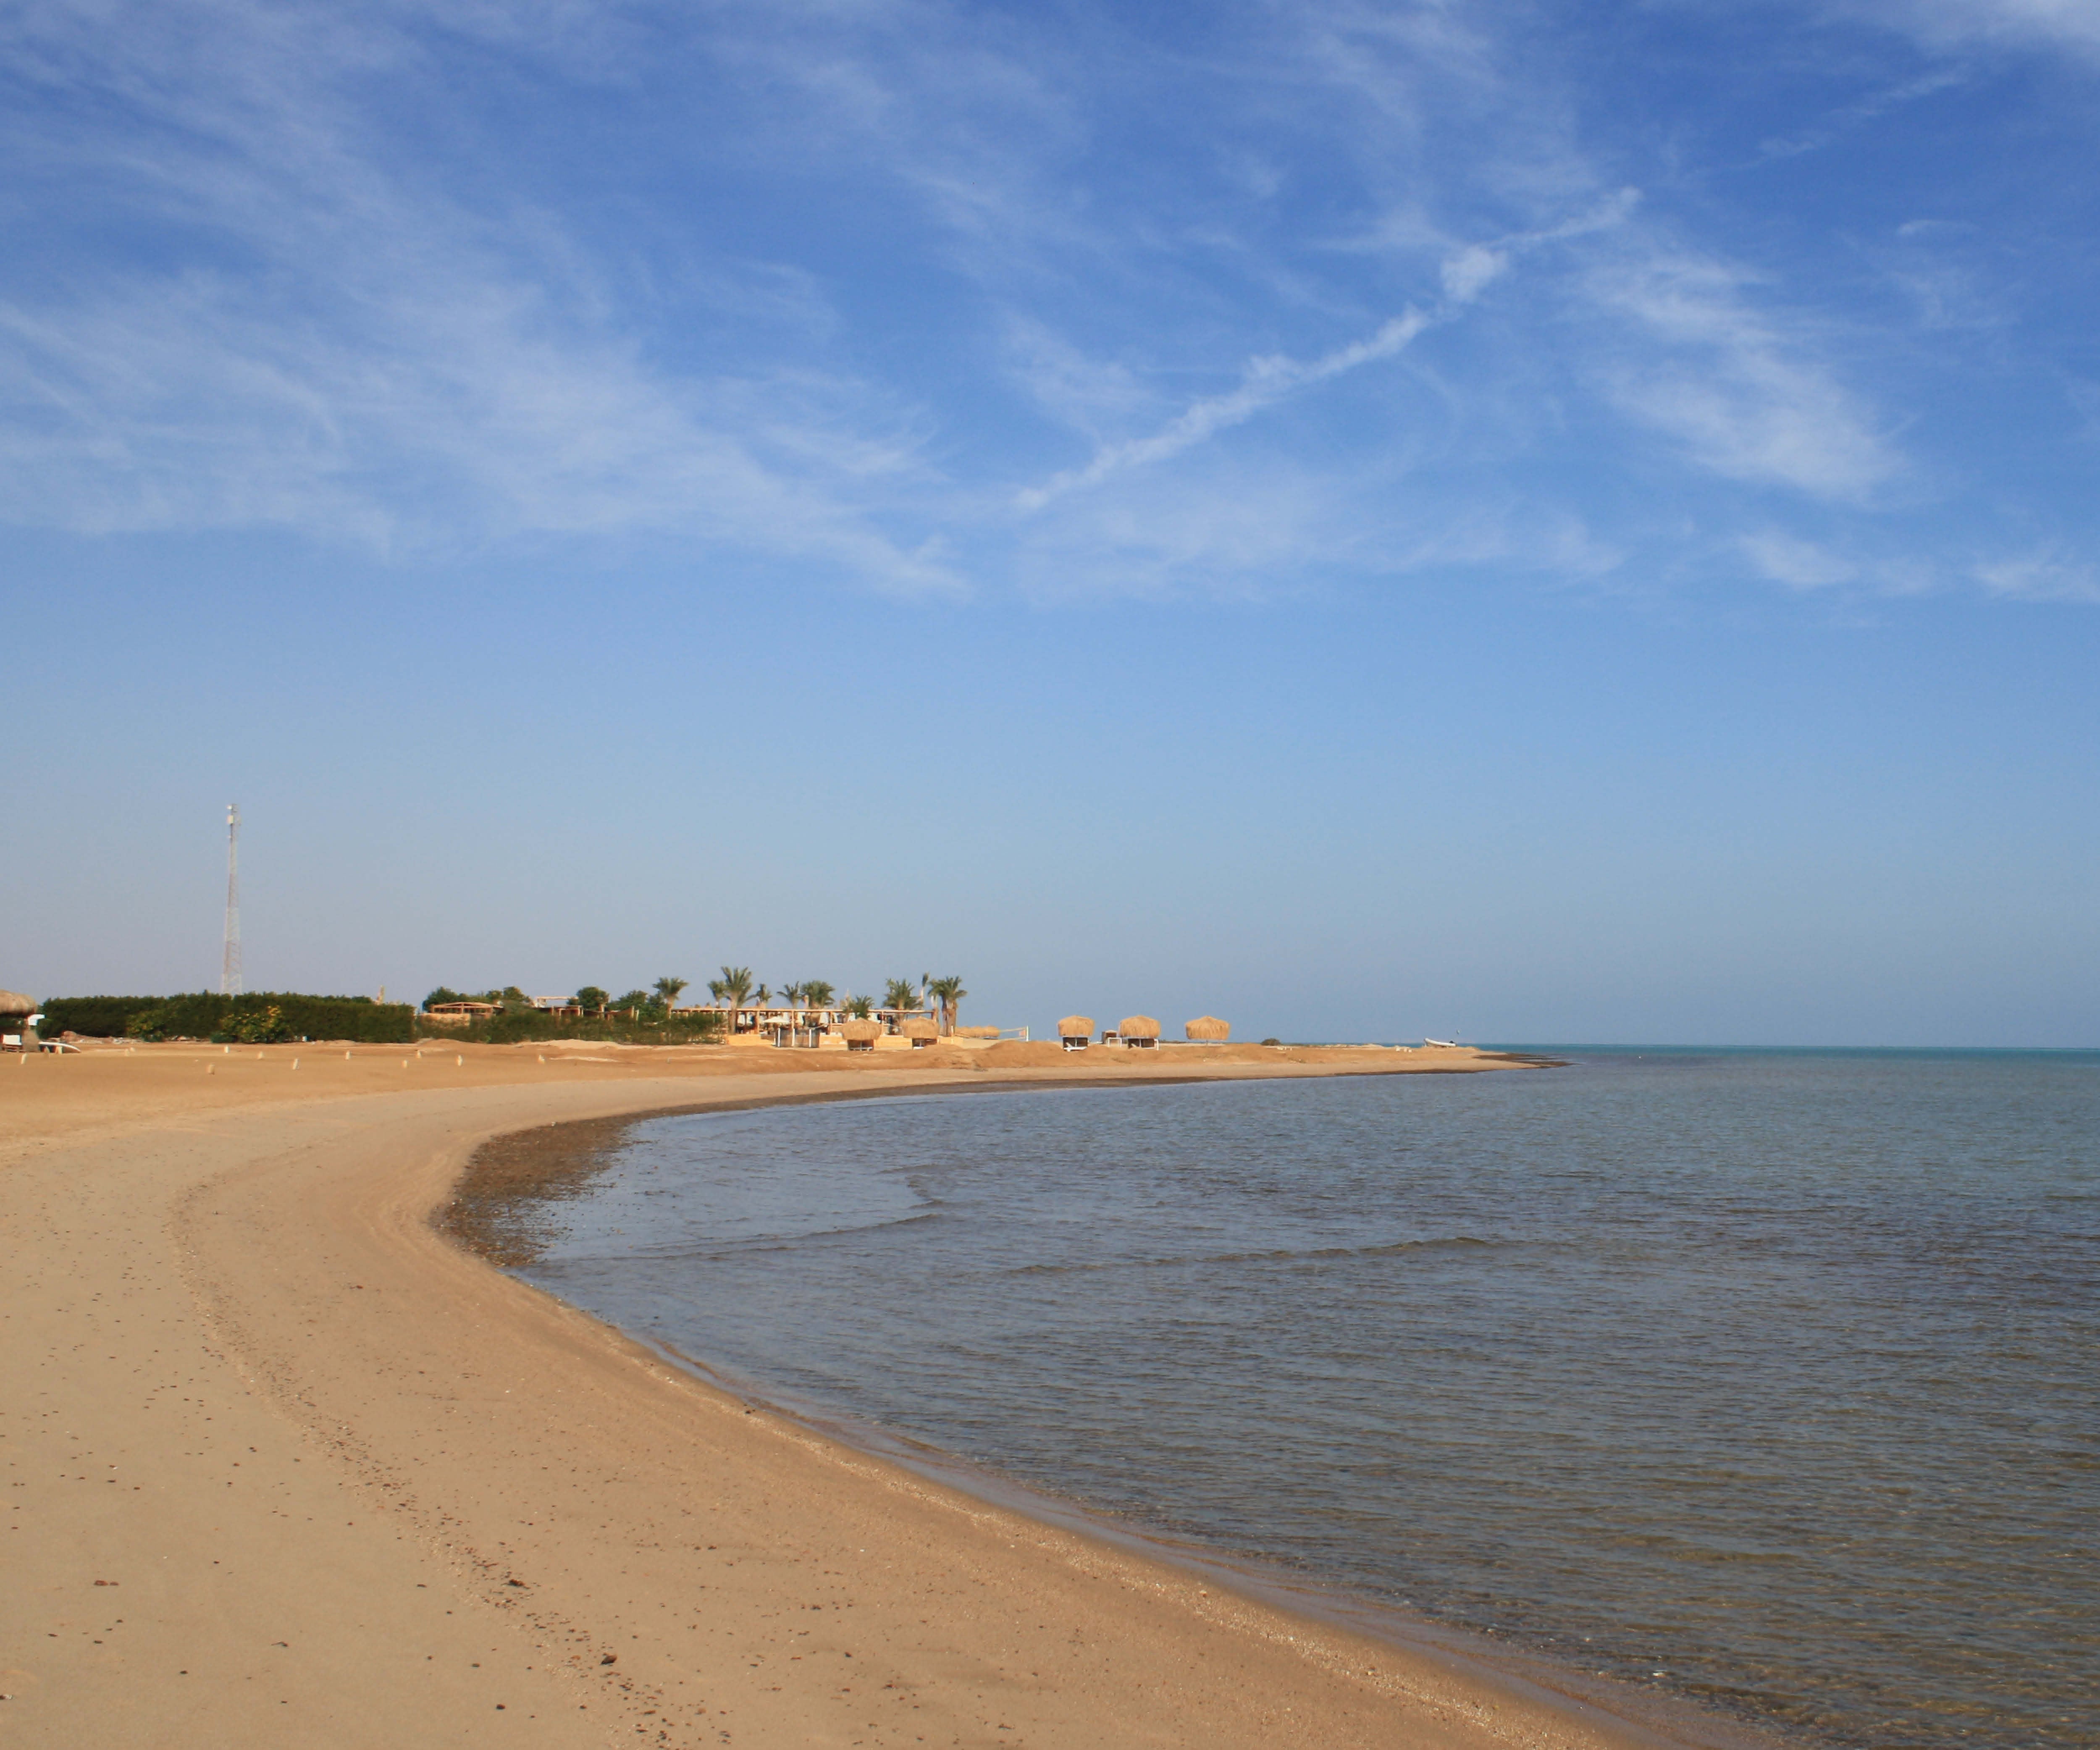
4,0,2096,1044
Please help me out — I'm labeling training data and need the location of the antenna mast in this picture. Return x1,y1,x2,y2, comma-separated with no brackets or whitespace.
220,803,244,996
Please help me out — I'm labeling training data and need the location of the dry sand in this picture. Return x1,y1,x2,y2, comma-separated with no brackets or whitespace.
2,1042,1763,1750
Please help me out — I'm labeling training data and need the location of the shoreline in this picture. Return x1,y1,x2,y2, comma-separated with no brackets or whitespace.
434,1065,1558,1269
619,1330,1778,1750
3,1043,1777,1750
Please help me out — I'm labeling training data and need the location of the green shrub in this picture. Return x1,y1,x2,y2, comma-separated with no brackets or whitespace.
123,1006,171,1041
52,992,414,1044
46,995,164,1038
223,1004,292,1044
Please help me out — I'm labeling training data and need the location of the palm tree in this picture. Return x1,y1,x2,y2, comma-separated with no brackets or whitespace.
654,976,688,1016
882,977,920,1015
844,994,874,1019
801,979,835,1013
714,966,754,1035
926,974,966,1036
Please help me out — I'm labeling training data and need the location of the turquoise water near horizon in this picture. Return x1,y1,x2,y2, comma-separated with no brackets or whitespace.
517,1049,2099,1748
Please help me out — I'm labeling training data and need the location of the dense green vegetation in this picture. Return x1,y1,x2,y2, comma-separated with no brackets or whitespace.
42,992,414,1043
414,983,722,1044
44,966,969,1047
418,1008,723,1045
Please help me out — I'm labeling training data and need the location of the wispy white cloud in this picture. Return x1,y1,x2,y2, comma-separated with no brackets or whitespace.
1755,68,1966,160
1741,530,1954,596
1016,313,1431,510
1836,0,2100,57
997,318,1154,444
1440,246,1508,304
1976,552,2100,601
1742,530,1861,588
1593,253,1900,501
0,0,2090,611
1010,454,1625,602
0,0,963,590
1012,465,1357,601
2065,375,2100,442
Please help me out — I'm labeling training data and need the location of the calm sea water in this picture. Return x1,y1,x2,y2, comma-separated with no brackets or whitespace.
517,1052,2099,1749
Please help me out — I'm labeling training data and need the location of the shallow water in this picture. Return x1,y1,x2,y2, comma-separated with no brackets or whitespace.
518,1051,2100,1748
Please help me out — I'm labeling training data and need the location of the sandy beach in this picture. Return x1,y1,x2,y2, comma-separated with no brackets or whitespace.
3,1041,1759,1749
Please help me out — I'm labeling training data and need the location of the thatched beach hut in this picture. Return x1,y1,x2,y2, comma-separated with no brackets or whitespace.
1119,1015,1161,1049
1184,1015,1230,1042
840,1018,883,1053
1057,1015,1093,1052
902,1015,940,1049
1,991,39,1052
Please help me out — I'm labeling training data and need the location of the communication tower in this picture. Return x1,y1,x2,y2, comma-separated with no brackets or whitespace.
220,803,244,997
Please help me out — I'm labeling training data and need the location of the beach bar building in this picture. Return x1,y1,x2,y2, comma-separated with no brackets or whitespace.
1058,1015,1093,1052
423,1000,499,1027
752,1006,840,1047
1120,1015,1161,1049
1184,1015,1230,1042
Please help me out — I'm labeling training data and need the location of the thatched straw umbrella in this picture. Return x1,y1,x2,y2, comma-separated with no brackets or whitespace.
1119,1015,1161,1049
1057,1015,1093,1052
955,1025,999,1040
840,1018,883,1053
902,1015,940,1048
1184,1015,1230,1042
0,990,38,1052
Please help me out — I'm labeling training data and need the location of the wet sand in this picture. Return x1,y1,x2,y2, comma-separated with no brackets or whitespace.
3,1041,1762,1749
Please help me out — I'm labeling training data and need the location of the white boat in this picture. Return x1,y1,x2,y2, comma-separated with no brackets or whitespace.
1423,1037,1458,1048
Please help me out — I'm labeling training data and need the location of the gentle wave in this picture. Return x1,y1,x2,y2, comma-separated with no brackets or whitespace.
1005,1234,1505,1276
557,1207,944,1264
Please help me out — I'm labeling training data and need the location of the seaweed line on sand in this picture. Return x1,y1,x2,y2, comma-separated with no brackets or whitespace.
436,1112,643,1268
